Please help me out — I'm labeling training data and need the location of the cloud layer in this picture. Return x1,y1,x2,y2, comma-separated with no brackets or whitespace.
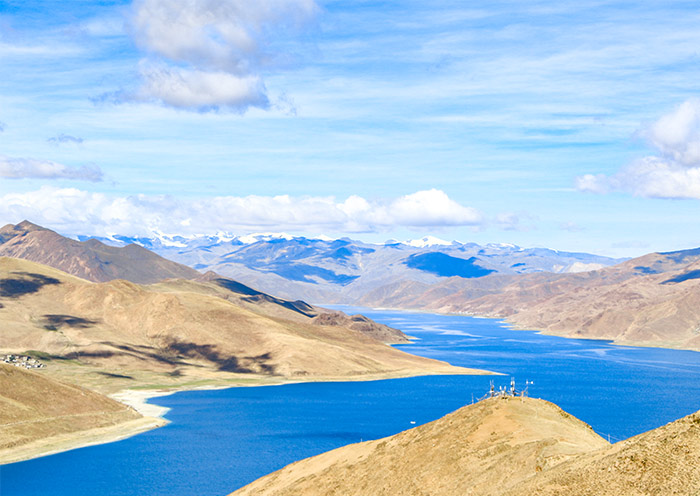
129,0,317,111
0,156,103,182
577,99,700,199
0,187,482,237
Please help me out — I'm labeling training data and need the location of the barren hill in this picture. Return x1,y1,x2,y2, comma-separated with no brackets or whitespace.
0,364,158,464
0,221,199,284
232,397,700,496
231,397,609,496
505,407,700,495
0,257,486,394
360,248,700,351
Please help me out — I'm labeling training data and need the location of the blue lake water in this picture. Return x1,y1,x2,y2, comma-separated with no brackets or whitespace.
2,307,700,496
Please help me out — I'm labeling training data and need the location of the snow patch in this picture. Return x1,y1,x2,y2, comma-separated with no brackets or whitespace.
404,236,455,248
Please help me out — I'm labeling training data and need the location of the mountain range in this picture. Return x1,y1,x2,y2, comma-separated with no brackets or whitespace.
359,248,700,351
0,221,496,463
78,229,624,303
0,256,479,392
6,220,700,351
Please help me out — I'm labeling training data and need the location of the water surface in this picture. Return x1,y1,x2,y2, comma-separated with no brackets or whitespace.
2,308,699,496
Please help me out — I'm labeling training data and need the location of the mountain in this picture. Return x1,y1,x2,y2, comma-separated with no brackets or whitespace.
0,364,157,465
0,257,487,395
231,397,609,496
364,248,700,351
85,231,623,303
232,397,700,496
0,221,199,284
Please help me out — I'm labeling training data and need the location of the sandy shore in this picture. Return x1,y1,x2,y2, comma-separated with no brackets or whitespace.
0,389,174,466
110,389,175,418
0,416,167,466
1,365,495,466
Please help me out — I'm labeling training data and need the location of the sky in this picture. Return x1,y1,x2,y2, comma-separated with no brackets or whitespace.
1,0,700,257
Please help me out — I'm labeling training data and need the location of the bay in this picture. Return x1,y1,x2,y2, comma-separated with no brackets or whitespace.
2,308,699,496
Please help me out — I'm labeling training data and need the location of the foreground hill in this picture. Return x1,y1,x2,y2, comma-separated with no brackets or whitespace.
0,221,199,284
360,248,700,351
232,397,700,496
0,257,485,394
231,397,609,496
0,364,160,465
506,404,700,495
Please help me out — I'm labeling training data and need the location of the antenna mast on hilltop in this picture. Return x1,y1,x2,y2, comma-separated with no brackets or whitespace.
478,378,531,402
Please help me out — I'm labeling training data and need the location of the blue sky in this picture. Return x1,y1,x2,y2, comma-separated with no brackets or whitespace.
1,0,700,257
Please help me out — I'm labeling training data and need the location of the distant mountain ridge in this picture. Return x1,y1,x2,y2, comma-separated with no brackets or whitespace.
8,221,699,352
359,247,700,351
80,230,624,303
0,220,424,346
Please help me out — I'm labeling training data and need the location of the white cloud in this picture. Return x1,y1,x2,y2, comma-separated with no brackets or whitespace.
559,221,583,232
577,99,700,199
47,133,84,146
388,189,482,226
0,187,483,237
0,156,102,182
646,99,700,167
0,41,83,57
135,65,268,110
495,212,521,231
127,0,317,111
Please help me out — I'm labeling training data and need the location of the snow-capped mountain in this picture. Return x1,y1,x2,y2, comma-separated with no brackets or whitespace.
77,231,625,303
404,236,457,248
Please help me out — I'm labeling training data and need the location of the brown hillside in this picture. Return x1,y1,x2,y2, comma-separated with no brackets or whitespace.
361,249,700,351
232,397,700,496
504,408,700,495
189,271,410,344
231,397,608,496
0,364,149,464
0,257,487,394
0,221,199,284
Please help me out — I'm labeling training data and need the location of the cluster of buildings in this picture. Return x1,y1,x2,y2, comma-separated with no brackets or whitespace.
2,354,45,369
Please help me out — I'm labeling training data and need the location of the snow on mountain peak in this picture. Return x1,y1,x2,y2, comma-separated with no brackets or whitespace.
238,232,296,244
405,236,455,248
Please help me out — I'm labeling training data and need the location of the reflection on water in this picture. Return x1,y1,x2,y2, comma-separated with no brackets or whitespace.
2,307,700,496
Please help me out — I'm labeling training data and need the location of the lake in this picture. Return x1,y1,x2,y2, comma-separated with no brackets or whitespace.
2,308,700,496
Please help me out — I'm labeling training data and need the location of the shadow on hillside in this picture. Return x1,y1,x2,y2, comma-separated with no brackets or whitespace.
214,277,317,318
0,272,61,298
166,339,277,374
97,342,187,366
43,314,100,331
95,371,135,380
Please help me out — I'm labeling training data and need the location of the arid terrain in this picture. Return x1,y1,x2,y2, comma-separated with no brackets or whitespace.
359,248,700,351
0,221,199,284
0,255,490,463
232,396,700,496
0,257,482,389
0,364,163,465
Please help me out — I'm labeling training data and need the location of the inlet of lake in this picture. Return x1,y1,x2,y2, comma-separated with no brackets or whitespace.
2,307,700,496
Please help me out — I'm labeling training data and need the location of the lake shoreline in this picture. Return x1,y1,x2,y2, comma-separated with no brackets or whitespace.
333,303,700,353
1,364,495,466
